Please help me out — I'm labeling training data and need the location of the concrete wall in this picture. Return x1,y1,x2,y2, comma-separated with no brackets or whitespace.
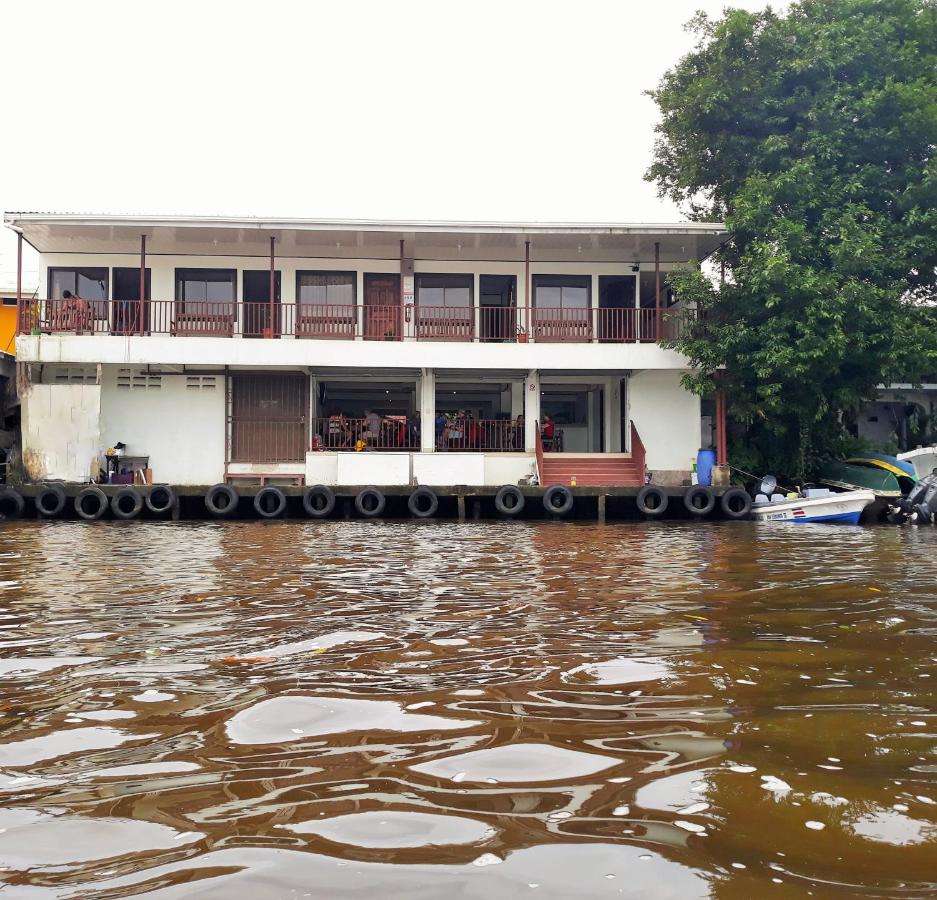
627,370,700,475
305,451,535,487
98,369,225,485
22,384,101,482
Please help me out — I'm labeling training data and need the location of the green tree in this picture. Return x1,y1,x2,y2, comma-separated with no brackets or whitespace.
647,0,937,479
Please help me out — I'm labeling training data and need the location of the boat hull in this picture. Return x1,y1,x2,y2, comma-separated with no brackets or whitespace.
817,462,902,497
752,490,876,524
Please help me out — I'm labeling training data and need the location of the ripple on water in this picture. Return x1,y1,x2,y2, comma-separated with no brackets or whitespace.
225,695,478,744
0,809,203,870
285,810,496,848
410,742,622,782
0,726,155,767
848,808,937,846
562,656,671,685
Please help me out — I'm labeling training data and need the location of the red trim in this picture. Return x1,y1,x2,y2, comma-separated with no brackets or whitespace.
630,421,646,476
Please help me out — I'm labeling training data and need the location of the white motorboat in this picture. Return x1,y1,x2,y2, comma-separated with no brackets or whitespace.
898,446,937,480
751,480,875,525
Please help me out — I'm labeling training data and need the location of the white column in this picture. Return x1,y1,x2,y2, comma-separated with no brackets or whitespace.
588,389,600,452
524,369,541,452
591,273,600,343
510,381,524,419
355,270,365,340
473,272,481,342
603,377,616,452
420,368,436,452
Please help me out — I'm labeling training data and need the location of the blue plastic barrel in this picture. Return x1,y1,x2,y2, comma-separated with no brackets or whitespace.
697,449,716,487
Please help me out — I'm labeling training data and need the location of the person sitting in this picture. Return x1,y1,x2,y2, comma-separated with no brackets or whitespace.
541,414,556,449
363,409,382,446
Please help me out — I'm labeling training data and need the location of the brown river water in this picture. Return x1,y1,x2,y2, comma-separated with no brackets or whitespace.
0,520,935,899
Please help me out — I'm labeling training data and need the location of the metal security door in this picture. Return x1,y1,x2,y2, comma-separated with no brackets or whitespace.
230,372,307,462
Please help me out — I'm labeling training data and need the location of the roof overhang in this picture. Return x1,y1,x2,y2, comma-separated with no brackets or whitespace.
4,213,727,264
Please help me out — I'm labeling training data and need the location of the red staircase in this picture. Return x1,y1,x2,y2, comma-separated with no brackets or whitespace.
536,422,646,487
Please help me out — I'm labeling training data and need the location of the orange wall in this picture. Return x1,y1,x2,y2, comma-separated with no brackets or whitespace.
0,306,16,355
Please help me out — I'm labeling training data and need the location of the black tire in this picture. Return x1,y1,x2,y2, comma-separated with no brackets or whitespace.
0,487,25,521
720,487,753,520
303,484,335,518
145,485,176,515
494,485,525,517
111,487,143,520
542,484,574,516
36,485,67,518
355,486,386,518
684,485,716,517
205,484,238,518
637,485,668,517
254,485,287,519
408,486,438,518
75,486,108,521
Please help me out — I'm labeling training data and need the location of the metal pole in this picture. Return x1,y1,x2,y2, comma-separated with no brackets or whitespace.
269,236,275,338
654,241,661,342
139,234,146,336
525,239,530,339
16,231,23,334
400,238,405,338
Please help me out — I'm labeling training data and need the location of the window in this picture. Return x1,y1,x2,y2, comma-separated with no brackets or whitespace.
48,267,108,317
533,275,590,309
416,274,473,311
296,272,356,307
175,269,236,306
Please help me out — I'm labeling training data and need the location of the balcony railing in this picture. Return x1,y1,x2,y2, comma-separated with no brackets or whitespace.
18,299,697,344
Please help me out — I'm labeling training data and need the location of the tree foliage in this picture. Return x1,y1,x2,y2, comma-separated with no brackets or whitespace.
647,0,937,478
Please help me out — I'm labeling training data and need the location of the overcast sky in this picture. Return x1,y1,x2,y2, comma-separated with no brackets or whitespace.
1,0,772,288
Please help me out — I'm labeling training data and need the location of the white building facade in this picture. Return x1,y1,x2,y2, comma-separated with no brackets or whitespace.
6,214,726,488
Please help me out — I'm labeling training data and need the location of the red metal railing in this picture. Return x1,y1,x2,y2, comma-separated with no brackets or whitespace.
310,416,418,451
630,422,646,477
436,418,524,451
18,299,697,344
414,306,474,342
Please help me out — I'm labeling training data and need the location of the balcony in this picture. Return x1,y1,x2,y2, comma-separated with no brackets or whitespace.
17,300,696,344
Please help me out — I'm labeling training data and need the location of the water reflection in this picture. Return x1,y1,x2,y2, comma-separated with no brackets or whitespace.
0,519,934,897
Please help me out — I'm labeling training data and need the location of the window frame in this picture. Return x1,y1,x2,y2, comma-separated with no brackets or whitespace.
532,274,591,310
174,268,237,311
415,273,474,319
47,266,110,318
295,271,357,311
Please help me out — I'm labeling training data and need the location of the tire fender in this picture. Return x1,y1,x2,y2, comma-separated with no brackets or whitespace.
408,486,439,518
111,486,144,520
205,484,239,518
75,486,108,521
0,487,26,521
720,487,752,520
303,485,336,518
36,485,67,518
145,485,176,515
683,485,716,517
355,486,386,518
542,484,574,516
494,485,525,517
636,485,668,517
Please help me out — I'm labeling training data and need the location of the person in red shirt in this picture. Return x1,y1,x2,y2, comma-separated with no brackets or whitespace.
541,414,556,449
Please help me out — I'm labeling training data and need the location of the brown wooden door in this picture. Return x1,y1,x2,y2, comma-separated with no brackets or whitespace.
230,372,307,463
364,274,400,340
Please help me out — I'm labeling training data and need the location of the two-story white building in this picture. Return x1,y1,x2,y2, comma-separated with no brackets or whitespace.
5,213,726,489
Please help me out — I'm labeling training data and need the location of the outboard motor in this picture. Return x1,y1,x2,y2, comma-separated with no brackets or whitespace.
888,469,937,525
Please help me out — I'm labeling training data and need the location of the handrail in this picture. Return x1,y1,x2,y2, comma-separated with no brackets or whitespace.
17,298,697,344
630,421,646,479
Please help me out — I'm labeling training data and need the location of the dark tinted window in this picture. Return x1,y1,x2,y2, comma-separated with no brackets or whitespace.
533,275,590,309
